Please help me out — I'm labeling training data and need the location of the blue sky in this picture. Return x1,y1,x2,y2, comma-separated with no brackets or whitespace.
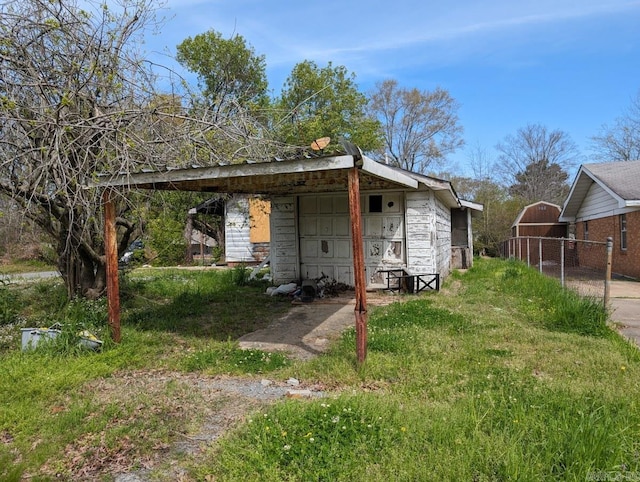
144,0,640,176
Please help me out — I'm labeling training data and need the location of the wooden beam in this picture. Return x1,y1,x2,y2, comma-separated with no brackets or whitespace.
348,167,368,364
103,189,121,343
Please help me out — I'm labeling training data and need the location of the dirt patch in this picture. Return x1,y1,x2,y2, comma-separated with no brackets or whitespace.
41,291,399,480
42,371,326,481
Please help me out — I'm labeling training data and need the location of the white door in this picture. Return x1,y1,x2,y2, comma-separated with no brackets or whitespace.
299,194,353,285
298,192,405,287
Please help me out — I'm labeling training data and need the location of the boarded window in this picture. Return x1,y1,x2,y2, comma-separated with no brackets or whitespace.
249,198,271,243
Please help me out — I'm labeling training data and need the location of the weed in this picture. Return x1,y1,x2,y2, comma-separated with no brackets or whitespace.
183,343,289,374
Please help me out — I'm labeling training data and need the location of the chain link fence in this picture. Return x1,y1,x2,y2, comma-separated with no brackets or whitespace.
501,237,613,302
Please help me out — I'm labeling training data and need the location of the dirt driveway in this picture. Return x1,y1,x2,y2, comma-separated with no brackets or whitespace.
609,280,640,348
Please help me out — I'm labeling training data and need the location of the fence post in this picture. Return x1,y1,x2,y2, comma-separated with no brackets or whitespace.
604,237,613,307
560,238,565,288
517,237,521,261
526,237,531,267
538,238,543,273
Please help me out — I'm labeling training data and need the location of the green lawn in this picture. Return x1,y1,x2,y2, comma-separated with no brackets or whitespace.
1,259,639,481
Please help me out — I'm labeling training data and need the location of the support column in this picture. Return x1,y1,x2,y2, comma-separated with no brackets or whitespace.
348,167,368,364
103,189,121,343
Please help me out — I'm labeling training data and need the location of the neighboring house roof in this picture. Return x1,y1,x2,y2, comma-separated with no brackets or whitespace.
511,201,562,229
560,160,640,221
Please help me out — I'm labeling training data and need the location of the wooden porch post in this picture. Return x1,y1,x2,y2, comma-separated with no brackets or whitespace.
348,166,368,364
103,189,121,343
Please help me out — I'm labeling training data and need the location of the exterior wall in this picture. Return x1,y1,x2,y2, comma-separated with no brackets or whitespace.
576,182,619,220
405,190,436,274
435,195,452,277
225,195,271,264
269,196,299,284
224,196,251,263
272,188,456,286
575,210,640,279
513,202,566,238
520,202,561,224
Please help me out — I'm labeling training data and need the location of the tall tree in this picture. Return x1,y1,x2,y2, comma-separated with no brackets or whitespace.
591,90,640,162
0,0,280,298
369,79,464,174
176,29,268,119
495,124,578,205
274,61,382,152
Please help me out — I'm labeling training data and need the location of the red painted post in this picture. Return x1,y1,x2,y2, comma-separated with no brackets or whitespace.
348,167,368,364
103,189,121,343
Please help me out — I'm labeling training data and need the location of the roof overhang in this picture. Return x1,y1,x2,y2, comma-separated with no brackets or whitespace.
559,164,638,222
460,199,484,218
92,154,420,195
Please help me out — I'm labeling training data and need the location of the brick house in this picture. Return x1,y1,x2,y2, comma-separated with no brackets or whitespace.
559,161,640,279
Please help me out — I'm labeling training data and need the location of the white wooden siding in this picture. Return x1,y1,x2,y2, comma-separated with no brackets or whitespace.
405,190,436,274
270,196,299,283
435,196,452,276
225,196,253,263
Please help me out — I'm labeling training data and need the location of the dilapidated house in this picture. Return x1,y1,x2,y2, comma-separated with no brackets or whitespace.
99,151,482,287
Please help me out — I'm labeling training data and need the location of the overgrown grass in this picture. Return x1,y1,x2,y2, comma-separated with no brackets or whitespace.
1,259,639,480
202,259,640,481
0,267,291,479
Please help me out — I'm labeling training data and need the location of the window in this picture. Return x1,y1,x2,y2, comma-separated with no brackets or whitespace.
369,195,383,213
621,214,627,250
583,221,589,240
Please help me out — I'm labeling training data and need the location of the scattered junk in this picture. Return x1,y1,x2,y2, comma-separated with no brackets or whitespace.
20,323,103,352
266,282,298,297
299,279,317,302
265,273,351,304
78,330,104,351
21,323,61,351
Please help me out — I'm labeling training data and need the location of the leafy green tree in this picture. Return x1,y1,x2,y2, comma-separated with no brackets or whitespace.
369,79,464,174
176,30,268,118
443,174,521,256
274,61,382,152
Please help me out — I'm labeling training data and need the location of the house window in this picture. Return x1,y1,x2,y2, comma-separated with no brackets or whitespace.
583,221,589,240
621,214,627,250
369,195,383,213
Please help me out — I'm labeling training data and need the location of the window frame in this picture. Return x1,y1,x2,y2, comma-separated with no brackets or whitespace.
620,214,627,251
